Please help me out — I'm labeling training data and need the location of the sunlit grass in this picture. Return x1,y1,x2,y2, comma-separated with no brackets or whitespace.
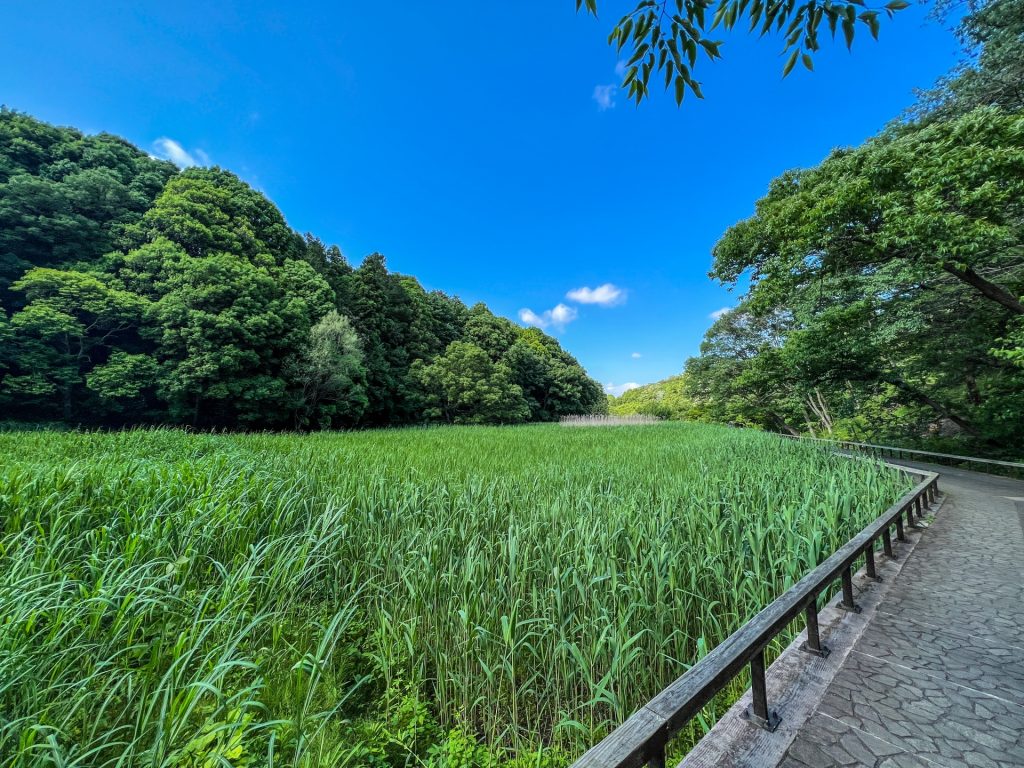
0,423,909,766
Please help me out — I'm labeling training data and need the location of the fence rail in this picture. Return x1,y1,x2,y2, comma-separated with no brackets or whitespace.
570,450,939,768
791,436,1024,473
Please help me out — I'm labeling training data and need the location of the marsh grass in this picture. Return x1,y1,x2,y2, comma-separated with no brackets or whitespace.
558,415,661,426
0,423,909,766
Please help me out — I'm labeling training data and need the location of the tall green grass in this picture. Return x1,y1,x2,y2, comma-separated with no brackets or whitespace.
0,424,909,766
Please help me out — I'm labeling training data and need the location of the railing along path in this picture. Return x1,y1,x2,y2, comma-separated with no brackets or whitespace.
795,436,1024,474
570,444,940,768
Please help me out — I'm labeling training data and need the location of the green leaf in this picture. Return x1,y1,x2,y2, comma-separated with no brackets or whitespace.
802,53,814,71
842,17,855,48
700,39,723,59
618,19,634,50
782,48,799,77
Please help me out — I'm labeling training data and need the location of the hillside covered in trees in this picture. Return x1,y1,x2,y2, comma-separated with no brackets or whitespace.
607,375,696,420
623,0,1024,458
0,112,605,429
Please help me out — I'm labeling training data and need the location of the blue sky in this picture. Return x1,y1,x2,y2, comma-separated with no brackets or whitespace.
1,1,963,394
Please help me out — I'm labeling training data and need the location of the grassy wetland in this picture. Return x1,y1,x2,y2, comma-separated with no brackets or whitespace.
0,424,910,767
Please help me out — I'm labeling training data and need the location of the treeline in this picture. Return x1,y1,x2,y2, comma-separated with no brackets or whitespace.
0,112,605,429
678,0,1024,457
607,375,696,421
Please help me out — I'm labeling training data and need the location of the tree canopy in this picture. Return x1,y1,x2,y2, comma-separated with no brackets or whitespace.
676,0,1024,457
607,374,697,419
0,110,605,429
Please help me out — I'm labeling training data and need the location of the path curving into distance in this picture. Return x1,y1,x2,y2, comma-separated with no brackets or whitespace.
779,459,1024,768
680,458,1024,768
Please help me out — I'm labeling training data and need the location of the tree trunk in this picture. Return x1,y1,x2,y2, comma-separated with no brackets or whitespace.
941,263,1024,315
770,412,801,436
802,404,818,437
965,374,982,406
62,385,73,421
884,375,980,437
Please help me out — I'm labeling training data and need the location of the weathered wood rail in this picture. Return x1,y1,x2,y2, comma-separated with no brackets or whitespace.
569,454,939,768
794,435,1024,476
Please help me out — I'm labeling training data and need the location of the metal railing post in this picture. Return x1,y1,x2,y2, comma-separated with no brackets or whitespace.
647,741,666,768
882,527,894,558
840,566,861,612
800,600,830,657
864,545,880,582
911,497,925,528
895,513,906,542
744,647,781,731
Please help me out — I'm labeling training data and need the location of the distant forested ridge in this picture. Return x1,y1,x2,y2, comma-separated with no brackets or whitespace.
664,0,1024,458
607,375,696,420
0,111,605,429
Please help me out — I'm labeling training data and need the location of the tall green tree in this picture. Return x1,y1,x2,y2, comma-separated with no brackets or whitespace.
0,109,175,304
689,100,1024,451
114,169,336,427
289,310,368,429
413,341,530,424
4,268,149,419
346,253,416,426
712,109,1024,318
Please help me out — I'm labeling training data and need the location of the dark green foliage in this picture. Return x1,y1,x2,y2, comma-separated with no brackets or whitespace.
579,0,907,105
913,0,1024,120
682,1,1024,457
345,252,419,426
0,108,176,305
413,341,531,424
0,113,603,429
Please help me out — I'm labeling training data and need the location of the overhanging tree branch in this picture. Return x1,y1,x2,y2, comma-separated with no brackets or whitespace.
941,262,1024,315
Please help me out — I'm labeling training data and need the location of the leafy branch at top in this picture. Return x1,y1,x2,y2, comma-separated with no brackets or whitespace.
576,0,911,105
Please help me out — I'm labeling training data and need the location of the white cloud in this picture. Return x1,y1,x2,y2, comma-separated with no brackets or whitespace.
566,283,625,307
604,382,640,397
709,306,732,320
615,60,627,79
593,84,616,111
518,303,578,332
631,352,642,359
152,137,208,169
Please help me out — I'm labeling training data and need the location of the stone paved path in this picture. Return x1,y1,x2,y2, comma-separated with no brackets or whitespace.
779,461,1024,768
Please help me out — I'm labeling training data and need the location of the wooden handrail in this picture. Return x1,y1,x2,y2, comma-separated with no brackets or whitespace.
792,436,1024,470
570,459,939,768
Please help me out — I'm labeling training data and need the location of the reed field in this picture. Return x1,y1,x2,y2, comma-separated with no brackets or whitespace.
0,424,910,767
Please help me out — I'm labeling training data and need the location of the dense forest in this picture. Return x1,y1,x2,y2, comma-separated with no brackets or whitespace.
612,0,1024,459
607,375,695,420
4,0,1022,449
0,114,605,429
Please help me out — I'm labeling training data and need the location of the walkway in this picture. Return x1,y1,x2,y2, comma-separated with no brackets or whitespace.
782,460,1024,767
683,461,1024,768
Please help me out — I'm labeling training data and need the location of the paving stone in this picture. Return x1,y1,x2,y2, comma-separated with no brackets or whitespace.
817,651,1024,767
854,612,1024,706
779,713,934,767
777,463,1024,768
